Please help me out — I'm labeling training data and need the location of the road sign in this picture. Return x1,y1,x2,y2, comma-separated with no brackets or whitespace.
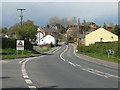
106,49,114,58
106,49,114,54
16,40,24,50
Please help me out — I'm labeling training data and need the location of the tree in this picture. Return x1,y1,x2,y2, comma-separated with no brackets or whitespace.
16,25,37,40
108,22,114,27
60,17,68,27
2,27,8,34
82,19,86,25
7,20,37,41
113,24,120,37
16,20,37,40
103,22,107,29
7,23,20,36
49,16,60,25
69,16,77,25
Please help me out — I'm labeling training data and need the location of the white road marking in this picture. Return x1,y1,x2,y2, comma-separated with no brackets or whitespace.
60,45,119,79
60,45,68,62
23,75,29,78
52,46,61,53
25,79,33,84
28,86,37,88
75,64,82,67
19,58,27,64
21,58,35,88
71,44,118,69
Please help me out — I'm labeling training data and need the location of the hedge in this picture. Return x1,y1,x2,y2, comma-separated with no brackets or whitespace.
77,41,119,58
2,38,33,50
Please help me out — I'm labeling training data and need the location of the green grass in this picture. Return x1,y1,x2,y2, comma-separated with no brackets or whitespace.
59,38,67,42
2,48,52,60
37,48,52,53
77,52,120,63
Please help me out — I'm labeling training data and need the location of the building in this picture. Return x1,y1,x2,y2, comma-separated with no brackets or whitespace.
66,27,77,38
52,23,65,30
37,35,56,45
37,27,58,37
36,27,58,45
79,28,118,46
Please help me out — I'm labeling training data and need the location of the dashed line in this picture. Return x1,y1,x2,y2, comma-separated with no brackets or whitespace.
20,46,63,89
25,79,33,84
21,58,37,88
71,44,118,69
23,75,29,78
60,45,119,79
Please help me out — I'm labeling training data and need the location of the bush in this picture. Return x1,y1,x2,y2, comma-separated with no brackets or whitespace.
2,38,33,50
77,41,119,58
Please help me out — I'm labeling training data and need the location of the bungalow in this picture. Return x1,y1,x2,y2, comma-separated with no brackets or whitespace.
79,27,118,46
37,35,56,45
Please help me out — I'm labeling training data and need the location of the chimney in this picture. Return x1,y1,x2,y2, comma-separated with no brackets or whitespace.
91,26,94,32
107,25,112,32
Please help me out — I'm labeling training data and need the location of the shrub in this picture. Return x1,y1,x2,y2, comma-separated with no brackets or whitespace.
77,41,119,58
2,38,33,50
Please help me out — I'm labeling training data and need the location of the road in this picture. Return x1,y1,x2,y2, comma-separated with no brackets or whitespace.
2,43,119,89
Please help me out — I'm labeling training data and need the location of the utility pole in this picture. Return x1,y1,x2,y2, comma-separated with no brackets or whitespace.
17,9,26,27
77,18,80,46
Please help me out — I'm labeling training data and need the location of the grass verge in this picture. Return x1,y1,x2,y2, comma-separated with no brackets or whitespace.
77,52,120,63
2,48,52,60
59,38,67,42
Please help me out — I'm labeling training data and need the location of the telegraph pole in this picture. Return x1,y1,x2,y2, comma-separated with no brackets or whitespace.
77,18,80,46
17,9,26,27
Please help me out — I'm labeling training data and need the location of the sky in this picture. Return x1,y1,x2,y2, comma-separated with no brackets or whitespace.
0,1,119,28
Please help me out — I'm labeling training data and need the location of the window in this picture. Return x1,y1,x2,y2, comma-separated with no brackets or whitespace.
111,36,113,39
100,38,103,42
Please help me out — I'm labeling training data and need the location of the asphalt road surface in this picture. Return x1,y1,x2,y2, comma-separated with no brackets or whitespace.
2,44,119,89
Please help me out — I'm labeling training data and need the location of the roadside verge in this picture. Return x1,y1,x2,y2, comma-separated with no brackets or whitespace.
1,46,61,60
71,44,118,69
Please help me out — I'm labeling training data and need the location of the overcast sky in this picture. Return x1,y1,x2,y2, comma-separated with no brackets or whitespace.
1,1,119,28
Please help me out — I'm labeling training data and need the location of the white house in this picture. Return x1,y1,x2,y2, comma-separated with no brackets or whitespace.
36,28,45,44
37,35,56,45
4,34,9,38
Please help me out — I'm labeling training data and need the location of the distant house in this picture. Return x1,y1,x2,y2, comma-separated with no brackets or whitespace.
66,27,77,38
4,34,9,38
37,35,56,45
52,23,65,30
36,27,58,45
36,28,45,43
37,27,58,36
79,28,118,46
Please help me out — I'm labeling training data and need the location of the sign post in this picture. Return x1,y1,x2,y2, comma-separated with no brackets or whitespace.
16,40,24,55
106,49,114,58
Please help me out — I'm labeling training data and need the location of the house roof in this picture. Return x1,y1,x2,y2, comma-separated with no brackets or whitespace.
79,34,88,39
42,28,58,32
52,23,65,29
86,28,118,37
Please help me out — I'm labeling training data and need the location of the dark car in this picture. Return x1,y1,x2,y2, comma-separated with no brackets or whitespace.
64,42,69,45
